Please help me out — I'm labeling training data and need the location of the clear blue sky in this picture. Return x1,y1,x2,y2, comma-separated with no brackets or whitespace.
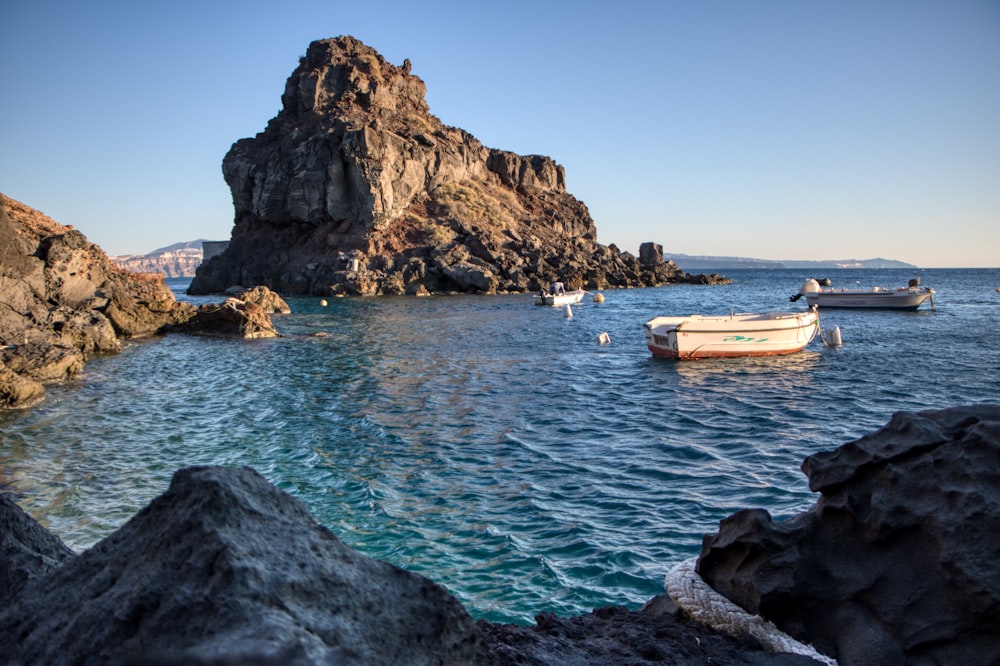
2,1,998,267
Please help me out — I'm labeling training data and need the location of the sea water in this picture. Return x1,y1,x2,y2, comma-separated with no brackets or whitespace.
1,268,998,624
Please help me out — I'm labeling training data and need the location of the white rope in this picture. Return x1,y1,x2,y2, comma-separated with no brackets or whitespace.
665,558,837,665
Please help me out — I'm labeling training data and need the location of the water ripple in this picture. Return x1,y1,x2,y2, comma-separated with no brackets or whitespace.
1,269,998,623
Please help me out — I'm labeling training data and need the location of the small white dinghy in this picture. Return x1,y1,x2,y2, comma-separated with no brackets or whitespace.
643,309,820,360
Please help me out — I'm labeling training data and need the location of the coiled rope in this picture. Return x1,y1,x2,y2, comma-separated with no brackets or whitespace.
664,558,837,665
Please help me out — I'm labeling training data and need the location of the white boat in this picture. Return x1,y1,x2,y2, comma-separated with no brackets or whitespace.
534,289,587,307
792,278,934,310
643,309,819,360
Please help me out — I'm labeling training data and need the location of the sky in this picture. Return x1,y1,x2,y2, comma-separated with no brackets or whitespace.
2,1,998,268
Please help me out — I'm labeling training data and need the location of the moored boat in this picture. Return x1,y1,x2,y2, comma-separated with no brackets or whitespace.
791,278,934,310
643,309,819,360
534,289,587,307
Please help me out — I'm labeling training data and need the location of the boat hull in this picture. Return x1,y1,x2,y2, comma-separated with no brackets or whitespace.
534,290,587,306
644,311,819,360
803,286,934,310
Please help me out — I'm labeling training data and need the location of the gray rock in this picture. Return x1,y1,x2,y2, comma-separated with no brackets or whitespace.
0,466,495,666
697,405,1000,665
0,494,76,606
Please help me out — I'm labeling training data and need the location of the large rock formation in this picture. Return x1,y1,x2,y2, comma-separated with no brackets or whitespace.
189,36,727,296
696,405,1000,665
0,194,197,408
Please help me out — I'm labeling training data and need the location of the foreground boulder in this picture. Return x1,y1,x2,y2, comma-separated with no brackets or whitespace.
190,36,728,296
0,494,76,607
0,466,495,665
697,405,1000,665
1,467,820,665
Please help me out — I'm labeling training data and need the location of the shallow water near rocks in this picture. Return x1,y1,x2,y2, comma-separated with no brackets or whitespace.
2,268,998,624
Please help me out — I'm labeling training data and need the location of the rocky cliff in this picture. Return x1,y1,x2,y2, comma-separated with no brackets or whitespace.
189,36,727,297
112,241,205,278
0,194,196,408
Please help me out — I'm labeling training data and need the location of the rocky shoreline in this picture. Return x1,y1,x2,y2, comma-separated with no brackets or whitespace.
0,190,721,410
3,405,997,665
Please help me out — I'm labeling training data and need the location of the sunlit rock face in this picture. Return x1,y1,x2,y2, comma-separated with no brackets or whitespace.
0,193,195,408
190,36,708,296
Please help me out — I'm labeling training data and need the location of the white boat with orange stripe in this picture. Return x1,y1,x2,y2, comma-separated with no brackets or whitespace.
643,308,819,360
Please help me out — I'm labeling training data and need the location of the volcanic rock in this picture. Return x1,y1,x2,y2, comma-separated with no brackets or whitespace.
479,603,820,665
0,194,197,408
189,36,728,297
0,467,820,666
0,493,76,607
0,466,495,666
696,404,1000,665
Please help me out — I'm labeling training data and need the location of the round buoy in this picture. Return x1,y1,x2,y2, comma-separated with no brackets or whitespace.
320,299,328,307
592,292,605,303
563,304,573,318
597,332,611,345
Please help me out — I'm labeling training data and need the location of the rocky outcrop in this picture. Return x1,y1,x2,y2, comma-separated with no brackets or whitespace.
189,36,729,297
170,287,289,339
0,466,495,665
0,193,197,408
0,467,814,666
112,240,205,278
696,405,1000,665
0,493,75,607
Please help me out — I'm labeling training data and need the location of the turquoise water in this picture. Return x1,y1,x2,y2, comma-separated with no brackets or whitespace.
2,268,998,624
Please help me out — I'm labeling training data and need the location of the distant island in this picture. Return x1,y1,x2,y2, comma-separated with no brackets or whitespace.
112,240,222,278
113,242,917,278
664,253,916,271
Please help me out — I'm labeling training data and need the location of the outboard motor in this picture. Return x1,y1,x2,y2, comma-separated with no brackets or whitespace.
790,278,821,302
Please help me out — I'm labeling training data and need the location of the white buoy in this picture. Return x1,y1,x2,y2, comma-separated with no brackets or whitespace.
592,292,605,303
824,325,842,347
320,299,328,307
563,304,573,318
597,332,611,345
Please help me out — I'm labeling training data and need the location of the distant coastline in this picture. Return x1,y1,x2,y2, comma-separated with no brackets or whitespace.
664,252,916,271
114,242,921,278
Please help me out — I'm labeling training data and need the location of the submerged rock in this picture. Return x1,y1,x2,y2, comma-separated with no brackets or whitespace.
697,404,1000,665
